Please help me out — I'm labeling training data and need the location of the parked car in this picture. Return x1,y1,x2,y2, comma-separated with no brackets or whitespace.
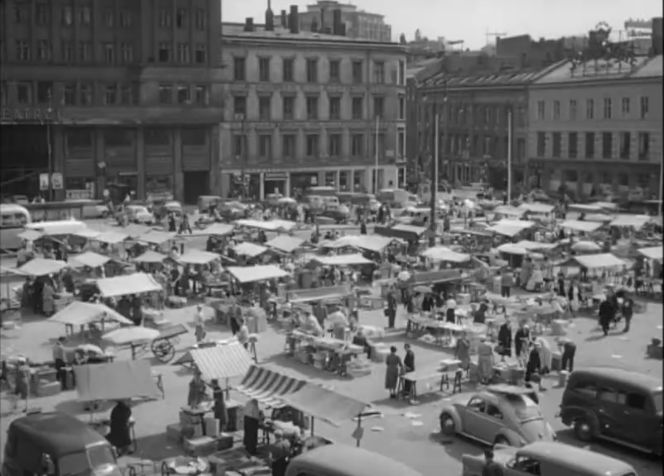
439,384,556,447
558,366,662,455
320,204,350,224
461,441,638,476
155,200,183,221
197,195,222,213
125,204,154,224
218,200,249,220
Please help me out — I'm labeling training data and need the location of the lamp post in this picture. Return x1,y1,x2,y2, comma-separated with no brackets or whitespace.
46,90,54,201
234,113,246,200
429,81,448,246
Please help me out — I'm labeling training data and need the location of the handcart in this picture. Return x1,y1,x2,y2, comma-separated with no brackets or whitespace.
150,323,188,363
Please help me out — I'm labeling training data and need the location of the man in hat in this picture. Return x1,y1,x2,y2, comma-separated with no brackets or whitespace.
558,337,577,373
268,429,291,476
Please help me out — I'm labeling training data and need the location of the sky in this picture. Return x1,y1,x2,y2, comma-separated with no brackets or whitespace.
222,0,662,49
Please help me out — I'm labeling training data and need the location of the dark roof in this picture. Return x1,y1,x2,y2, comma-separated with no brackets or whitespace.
571,367,663,391
10,412,108,456
421,63,559,89
535,54,662,84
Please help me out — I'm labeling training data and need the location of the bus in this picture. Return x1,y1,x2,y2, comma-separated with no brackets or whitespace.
0,204,32,251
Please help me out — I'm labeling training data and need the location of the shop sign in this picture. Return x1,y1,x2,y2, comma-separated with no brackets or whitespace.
0,107,63,122
39,173,50,191
51,173,63,190
265,173,288,180
66,189,93,200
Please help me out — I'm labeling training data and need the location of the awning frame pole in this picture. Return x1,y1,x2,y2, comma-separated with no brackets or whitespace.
355,413,362,447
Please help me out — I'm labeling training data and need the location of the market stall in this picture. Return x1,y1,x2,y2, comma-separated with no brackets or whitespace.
17,258,68,277
233,242,270,263
235,218,297,233
421,246,471,265
174,341,253,386
559,220,604,234
48,300,133,337
492,206,525,220
487,219,535,238
68,251,111,269
191,223,236,237
285,329,366,376
264,235,305,254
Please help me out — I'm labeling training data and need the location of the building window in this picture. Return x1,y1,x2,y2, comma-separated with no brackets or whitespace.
176,8,187,28
189,44,205,64
398,95,405,120
79,42,91,62
62,41,74,62
120,84,137,105
329,96,341,120
569,99,577,120
79,83,92,105
373,96,384,119
373,61,385,84
158,84,172,104
62,6,73,26
372,133,385,158
306,134,319,157
259,96,271,120
259,57,270,82
120,43,134,63
306,96,318,120
536,101,545,120
640,96,648,119
585,132,595,158
619,132,631,159
553,100,560,120
328,133,341,157
351,134,364,156
398,60,405,85
35,82,52,104
67,130,93,148
181,128,206,146
79,6,91,25
324,172,336,187
258,134,272,159
105,129,133,147
397,129,405,158
282,134,295,158
194,85,208,105
158,42,171,62
233,96,246,115
37,40,51,61
16,41,30,61
176,85,190,104
194,8,207,30
103,84,117,105
64,83,76,105
36,3,50,25
483,136,491,155
552,132,561,157
536,132,546,157
586,99,594,119
233,134,246,158
602,132,612,159
352,97,363,120
104,9,114,27
103,43,115,64
621,97,630,116
568,132,578,159
282,96,295,120
159,9,172,27
352,60,363,83
234,57,246,81
339,170,349,191
119,10,132,27
618,173,629,187
603,98,612,119
17,83,32,104
145,128,171,146
176,43,189,63
283,58,294,82
484,107,491,125
329,60,340,82
638,132,650,160
306,59,318,82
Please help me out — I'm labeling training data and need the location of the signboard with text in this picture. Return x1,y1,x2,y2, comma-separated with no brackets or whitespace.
51,173,63,190
39,174,50,191
1,107,64,123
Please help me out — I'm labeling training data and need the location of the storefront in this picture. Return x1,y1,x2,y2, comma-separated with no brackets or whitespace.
263,172,288,196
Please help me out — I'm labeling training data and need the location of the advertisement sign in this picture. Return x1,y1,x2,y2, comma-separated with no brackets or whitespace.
51,173,63,190
39,173,50,191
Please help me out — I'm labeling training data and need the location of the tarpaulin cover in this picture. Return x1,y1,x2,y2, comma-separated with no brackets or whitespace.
68,251,111,268
102,326,160,345
174,342,253,381
313,254,373,266
566,253,625,269
192,223,235,236
265,235,305,253
96,272,162,297
279,384,369,426
74,359,159,402
94,231,130,244
235,365,306,407
411,269,463,285
138,230,177,245
234,242,269,258
559,220,603,233
421,246,470,263
133,250,168,263
48,301,133,327
570,241,602,252
235,219,297,232
179,250,221,265
26,220,87,236
493,206,525,217
514,240,557,251
288,285,352,304
332,235,393,253
226,265,289,283
18,258,68,277
487,219,535,237
497,243,528,255
518,203,555,214
17,229,43,241
609,214,652,230
638,246,663,261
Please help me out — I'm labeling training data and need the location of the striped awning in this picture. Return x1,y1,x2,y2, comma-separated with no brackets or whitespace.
234,365,306,407
175,342,253,381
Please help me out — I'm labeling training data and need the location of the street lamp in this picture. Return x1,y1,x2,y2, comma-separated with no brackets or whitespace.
234,113,246,199
46,89,54,201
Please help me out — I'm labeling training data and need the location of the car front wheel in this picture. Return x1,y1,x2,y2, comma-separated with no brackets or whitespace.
439,412,456,435
574,417,595,442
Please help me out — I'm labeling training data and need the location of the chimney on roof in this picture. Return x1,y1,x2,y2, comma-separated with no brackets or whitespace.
289,5,299,34
280,10,287,28
244,17,254,32
265,0,274,31
332,9,342,35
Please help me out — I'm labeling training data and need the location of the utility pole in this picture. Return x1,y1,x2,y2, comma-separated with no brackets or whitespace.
46,89,53,202
234,113,246,200
507,106,512,202
429,81,448,246
374,115,379,194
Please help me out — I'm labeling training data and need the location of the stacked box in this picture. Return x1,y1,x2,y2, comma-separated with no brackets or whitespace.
62,367,75,390
216,433,234,451
204,417,219,437
183,436,217,457
35,380,61,397
166,423,184,443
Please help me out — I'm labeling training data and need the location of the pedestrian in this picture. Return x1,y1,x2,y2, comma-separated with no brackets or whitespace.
268,430,291,476
598,295,614,336
445,294,457,324
236,318,250,349
210,379,227,432
497,319,512,360
360,220,367,235
525,341,544,391
454,331,471,372
402,343,415,397
168,213,176,232
52,337,67,389
107,400,133,455
13,356,31,412
558,337,576,372
385,289,397,329
243,398,262,455
514,324,530,361
621,292,634,333
500,268,513,298
384,346,403,399
131,294,143,326
482,448,504,476
556,272,566,297
194,304,206,343
187,369,207,409
477,337,495,384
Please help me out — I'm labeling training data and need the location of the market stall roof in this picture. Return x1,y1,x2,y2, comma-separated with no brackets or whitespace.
133,250,168,263
233,242,269,258
26,219,88,236
96,272,162,297
226,265,289,283
421,246,470,263
235,365,307,407
235,218,297,232
179,250,221,265
332,235,393,253
74,229,102,239
583,213,614,223
374,224,427,241
68,251,111,268
94,231,130,244
265,235,305,253
279,384,369,427
411,268,464,285
74,359,159,402
564,253,626,269
192,223,235,237
496,243,528,255
559,220,603,233
518,202,555,214
589,201,619,211
48,301,133,327
288,285,352,304
102,326,160,345
313,254,373,266
493,205,525,217
487,219,535,237
569,203,604,212
514,240,557,251
18,258,68,276
138,230,177,245
609,214,652,230
392,224,428,236
17,229,44,241
638,246,663,261
174,342,253,381
570,241,602,252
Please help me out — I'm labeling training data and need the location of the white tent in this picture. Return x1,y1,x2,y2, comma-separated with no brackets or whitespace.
421,246,471,263
48,301,133,327
638,246,663,261
179,250,221,265
566,253,625,269
609,215,652,230
68,251,111,268
226,265,289,283
233,242,269,258
96,273,162,297
559,220,603,233
313,254,373,266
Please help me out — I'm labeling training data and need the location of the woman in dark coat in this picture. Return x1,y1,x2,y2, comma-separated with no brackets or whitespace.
525,342,544,390
514,324,530,360
210,379,227,432
384,346,403,398
497,320,512,358
402,344,415,396
107,400,132,455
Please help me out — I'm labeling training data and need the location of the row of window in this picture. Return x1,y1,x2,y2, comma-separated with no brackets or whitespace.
66,128,208,148
536,96,650,121
556,170,653,189
233,56,406,86
232,94,405,121
231,131,404,160
12,40,207,65
536,131,651,160
12,3,206,30
422,104,528,128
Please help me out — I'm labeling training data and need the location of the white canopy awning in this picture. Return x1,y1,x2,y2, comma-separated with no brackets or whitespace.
559,220,603,233
568,253,625,269
390,224,428,236
331,235,393,253
514,240,557,251
235,219,297,232
313,253,373,266
138,230,177,245
73,229,102,239
48,301,133,327
192,223,235,237
18,258,68,277
179,250,221,265
133,250,168,263
494,206,525,217
68,251,111,268
74,359,159,402
94,231,130,244
487,219,535,237
421,246,471,263
496,243,528,255
265,235,305,253
638,246,663,261
226,265,289,283
17,229,44,242
234,242,269,258
609,214,652,230
569,203,604,212
96,272,162,297
518,202,555,214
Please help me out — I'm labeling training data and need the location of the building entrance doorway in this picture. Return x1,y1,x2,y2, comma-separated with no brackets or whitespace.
183,171,209,204
0,125,49,199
